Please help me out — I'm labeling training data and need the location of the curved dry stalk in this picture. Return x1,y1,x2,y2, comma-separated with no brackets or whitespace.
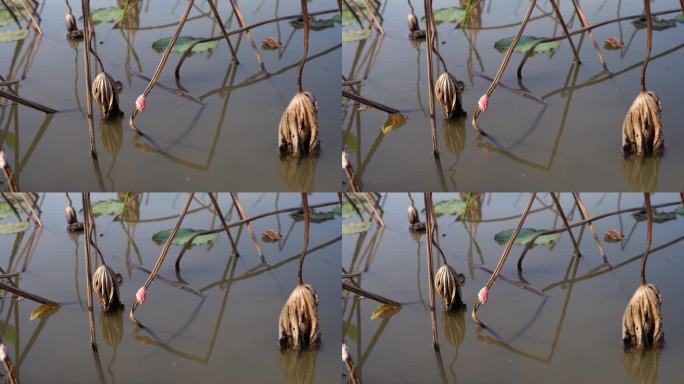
342,151,361,193
129,193,194,327
81,0,98,157
204,0,238,64
129,0,195,136
230,193,266,263
548,0,580,64
640,193,653,286
0,151,18,192
423,0,439,156
342,343,361,384
0,345,17,384
572,193,607,260
228,0,266,72
472,193,536,329
549,193,581,256
471,0,536,135
82,193,97,349
207,193,239,256
424,193,439,349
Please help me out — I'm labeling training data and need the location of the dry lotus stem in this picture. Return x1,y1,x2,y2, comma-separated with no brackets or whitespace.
93,265,122,312
622,92,664,157
278,91,320,157
92,72,121,119
622,283,664,350
435,72,464,119
435,264,464,311
278,283,320,350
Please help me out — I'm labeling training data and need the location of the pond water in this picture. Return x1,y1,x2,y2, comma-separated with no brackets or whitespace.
0,193,340,383
343,193,684,383
0,0,340,191
342,1,684,191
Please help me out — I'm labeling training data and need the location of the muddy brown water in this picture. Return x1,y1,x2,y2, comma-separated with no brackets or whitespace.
0,0,340,191
0,193,340,382
343,193,684,383
342,1,684,191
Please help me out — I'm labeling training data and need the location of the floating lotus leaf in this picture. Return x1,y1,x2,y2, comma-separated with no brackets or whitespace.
494,36,560,53
631,16,677,30
85,199,124,217
342,221,372,234
676,14,684,23
0,29,29,43
494,228,559,246
0,221,29,234
334,201,365,218
0,9,16,26
631,209,677,224
289,16,335,30
84,7,124,24
422,199,466,217
152,36,217,54
289,209,336,223
152,228,217,246
421,7,465,25
370,302,401,320
342,29,371,42
0,200,27,220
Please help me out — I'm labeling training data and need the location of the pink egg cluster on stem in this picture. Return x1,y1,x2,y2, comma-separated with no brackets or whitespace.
478,95,489,112
478,287,488,304
136,286,146,304
135,94,146,112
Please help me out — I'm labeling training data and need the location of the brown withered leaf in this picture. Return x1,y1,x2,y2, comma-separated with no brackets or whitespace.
604,37,624,50
262,229,282,242
604,230,624,242
261,37,281,50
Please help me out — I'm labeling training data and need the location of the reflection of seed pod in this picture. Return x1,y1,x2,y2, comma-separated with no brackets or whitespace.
93,265,122,312
435,72,464,119
622,91,664,157
408,204,419,224
100,308,124,347
435,264,464,311
441,308,466,348
278,284,320,350
279,348,318,384
442,117,466,160
278,92,320,157
278,156,316,192
65,205,77,225
92,72,121,119
622,348,661,384
65,13,77,32
407,13,419,32
622,156,660,192
99,115,124,155
622,283,664,350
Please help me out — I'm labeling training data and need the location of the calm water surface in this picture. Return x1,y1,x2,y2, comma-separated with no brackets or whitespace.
342,1,684,191
0,193,340,383
343,193,684,383
0,0,340,191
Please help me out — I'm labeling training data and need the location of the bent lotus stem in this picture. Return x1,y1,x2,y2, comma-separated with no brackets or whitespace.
570,0,608,72
230,193,266,264
297,193,310,285
472,193,536,328
81,0,97,157
640,0,653,93
548,0,581,64
471,0,537,135
424,193,439,349
207,193,239,256
297,0,310,92
572,193,607,261
129,0,195,135
549,193,581,257
423,0,439,156
82,193,98,350
129,193,194,327
641,193,653,285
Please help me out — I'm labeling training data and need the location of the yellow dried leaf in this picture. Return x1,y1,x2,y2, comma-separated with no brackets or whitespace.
381,114,407,135
30,303,58,321
370,302,401,320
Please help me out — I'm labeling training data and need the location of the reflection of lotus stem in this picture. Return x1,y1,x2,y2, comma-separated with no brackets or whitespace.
129,193,194,327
